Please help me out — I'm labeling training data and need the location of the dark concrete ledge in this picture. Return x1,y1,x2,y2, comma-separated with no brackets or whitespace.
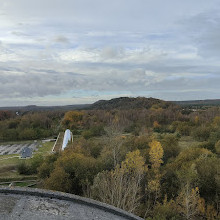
0,187,143,220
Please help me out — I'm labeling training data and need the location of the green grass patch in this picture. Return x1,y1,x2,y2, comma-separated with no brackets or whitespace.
179,136,201,149
15,182,33,187
0,156,20,167
0,175,37,182
0,154,19,159
35,141,54,155
0,141,54,181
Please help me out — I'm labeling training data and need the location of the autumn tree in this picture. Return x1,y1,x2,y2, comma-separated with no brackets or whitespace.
91,150,147,213
102,125,125,168
38,153,59,179
0,110,12,121
194,115,200,125
44,167,71,192
147,196,179,220
212,116,220,128
149,140,164,170
62,111,84,130
153,121,161,132
215,140,220,154
147,140,164,208
161,134,180,163
176,184,202,220
43,150,100,195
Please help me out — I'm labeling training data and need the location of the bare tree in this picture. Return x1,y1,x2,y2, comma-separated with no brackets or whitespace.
91,150,147,213
176,182,201,220
104,124,125,167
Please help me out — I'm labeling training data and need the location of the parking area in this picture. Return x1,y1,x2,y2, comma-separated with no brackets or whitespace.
0,142,38,156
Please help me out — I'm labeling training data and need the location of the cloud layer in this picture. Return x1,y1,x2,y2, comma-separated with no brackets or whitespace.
0,0,220,106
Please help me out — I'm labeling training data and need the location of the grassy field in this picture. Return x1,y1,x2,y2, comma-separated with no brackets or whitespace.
0,156,20,167
178,136,201,149
35,141,54,155
0,141,54,182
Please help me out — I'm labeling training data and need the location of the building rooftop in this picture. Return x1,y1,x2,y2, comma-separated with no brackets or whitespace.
0,187,143,220
20,147,32,159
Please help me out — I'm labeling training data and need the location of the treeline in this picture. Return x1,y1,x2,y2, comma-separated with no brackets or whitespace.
17,102,220,219
0,110,64,141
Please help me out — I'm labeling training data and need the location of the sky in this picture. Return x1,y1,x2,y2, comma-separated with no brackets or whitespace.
0,0,220,106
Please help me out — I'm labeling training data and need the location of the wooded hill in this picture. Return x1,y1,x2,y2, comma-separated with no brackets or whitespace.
89,97,174,110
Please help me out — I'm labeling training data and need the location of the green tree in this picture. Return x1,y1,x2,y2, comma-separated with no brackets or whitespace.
43,151,100,195
44,167,71,192
161,134,180,163
215,140,220,154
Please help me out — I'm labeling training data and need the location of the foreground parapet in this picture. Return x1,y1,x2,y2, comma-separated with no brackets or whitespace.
0,187,143,220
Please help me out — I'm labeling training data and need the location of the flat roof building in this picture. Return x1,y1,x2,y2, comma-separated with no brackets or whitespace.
20,147,32,159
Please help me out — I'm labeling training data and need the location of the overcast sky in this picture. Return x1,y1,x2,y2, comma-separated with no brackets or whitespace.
0,0,220,106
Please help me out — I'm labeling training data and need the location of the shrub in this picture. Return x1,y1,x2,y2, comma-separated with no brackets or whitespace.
17,162,30,175
191,126,211,141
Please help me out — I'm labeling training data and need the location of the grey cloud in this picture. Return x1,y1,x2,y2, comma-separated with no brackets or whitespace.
2,0,218,32
100,47,126,60
53,36,70,44
183,11,220,58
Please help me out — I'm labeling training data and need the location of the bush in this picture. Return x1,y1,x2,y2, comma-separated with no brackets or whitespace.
17,155,44,175
215,140,220,154
161,134,180,163
17,162,30,175
198,141,215,152
176,122,192,136
29,155,44,174
191,126,211,141
38,153,59,179
82,126,105,139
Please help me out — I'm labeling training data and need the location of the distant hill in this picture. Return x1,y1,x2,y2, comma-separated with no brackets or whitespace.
2,98,219,113
0,104,91,112
173,99,220,107
89,97,174,110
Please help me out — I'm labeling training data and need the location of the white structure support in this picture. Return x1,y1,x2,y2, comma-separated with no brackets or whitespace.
52,132,60,152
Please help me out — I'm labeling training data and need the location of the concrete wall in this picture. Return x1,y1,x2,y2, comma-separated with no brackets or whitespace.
0,187,143,220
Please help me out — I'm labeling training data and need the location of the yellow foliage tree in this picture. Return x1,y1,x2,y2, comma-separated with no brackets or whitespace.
147,140,164,206
153,121,160,129
213,116,220,127
63,111,84,129
149,140,164,169
121,150,147,174
194,116,199,125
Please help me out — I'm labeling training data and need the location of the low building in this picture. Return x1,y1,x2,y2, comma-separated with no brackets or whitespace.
20,147,32,159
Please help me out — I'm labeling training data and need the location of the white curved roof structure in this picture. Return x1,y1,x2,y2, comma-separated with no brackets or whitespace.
62,129,72,150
